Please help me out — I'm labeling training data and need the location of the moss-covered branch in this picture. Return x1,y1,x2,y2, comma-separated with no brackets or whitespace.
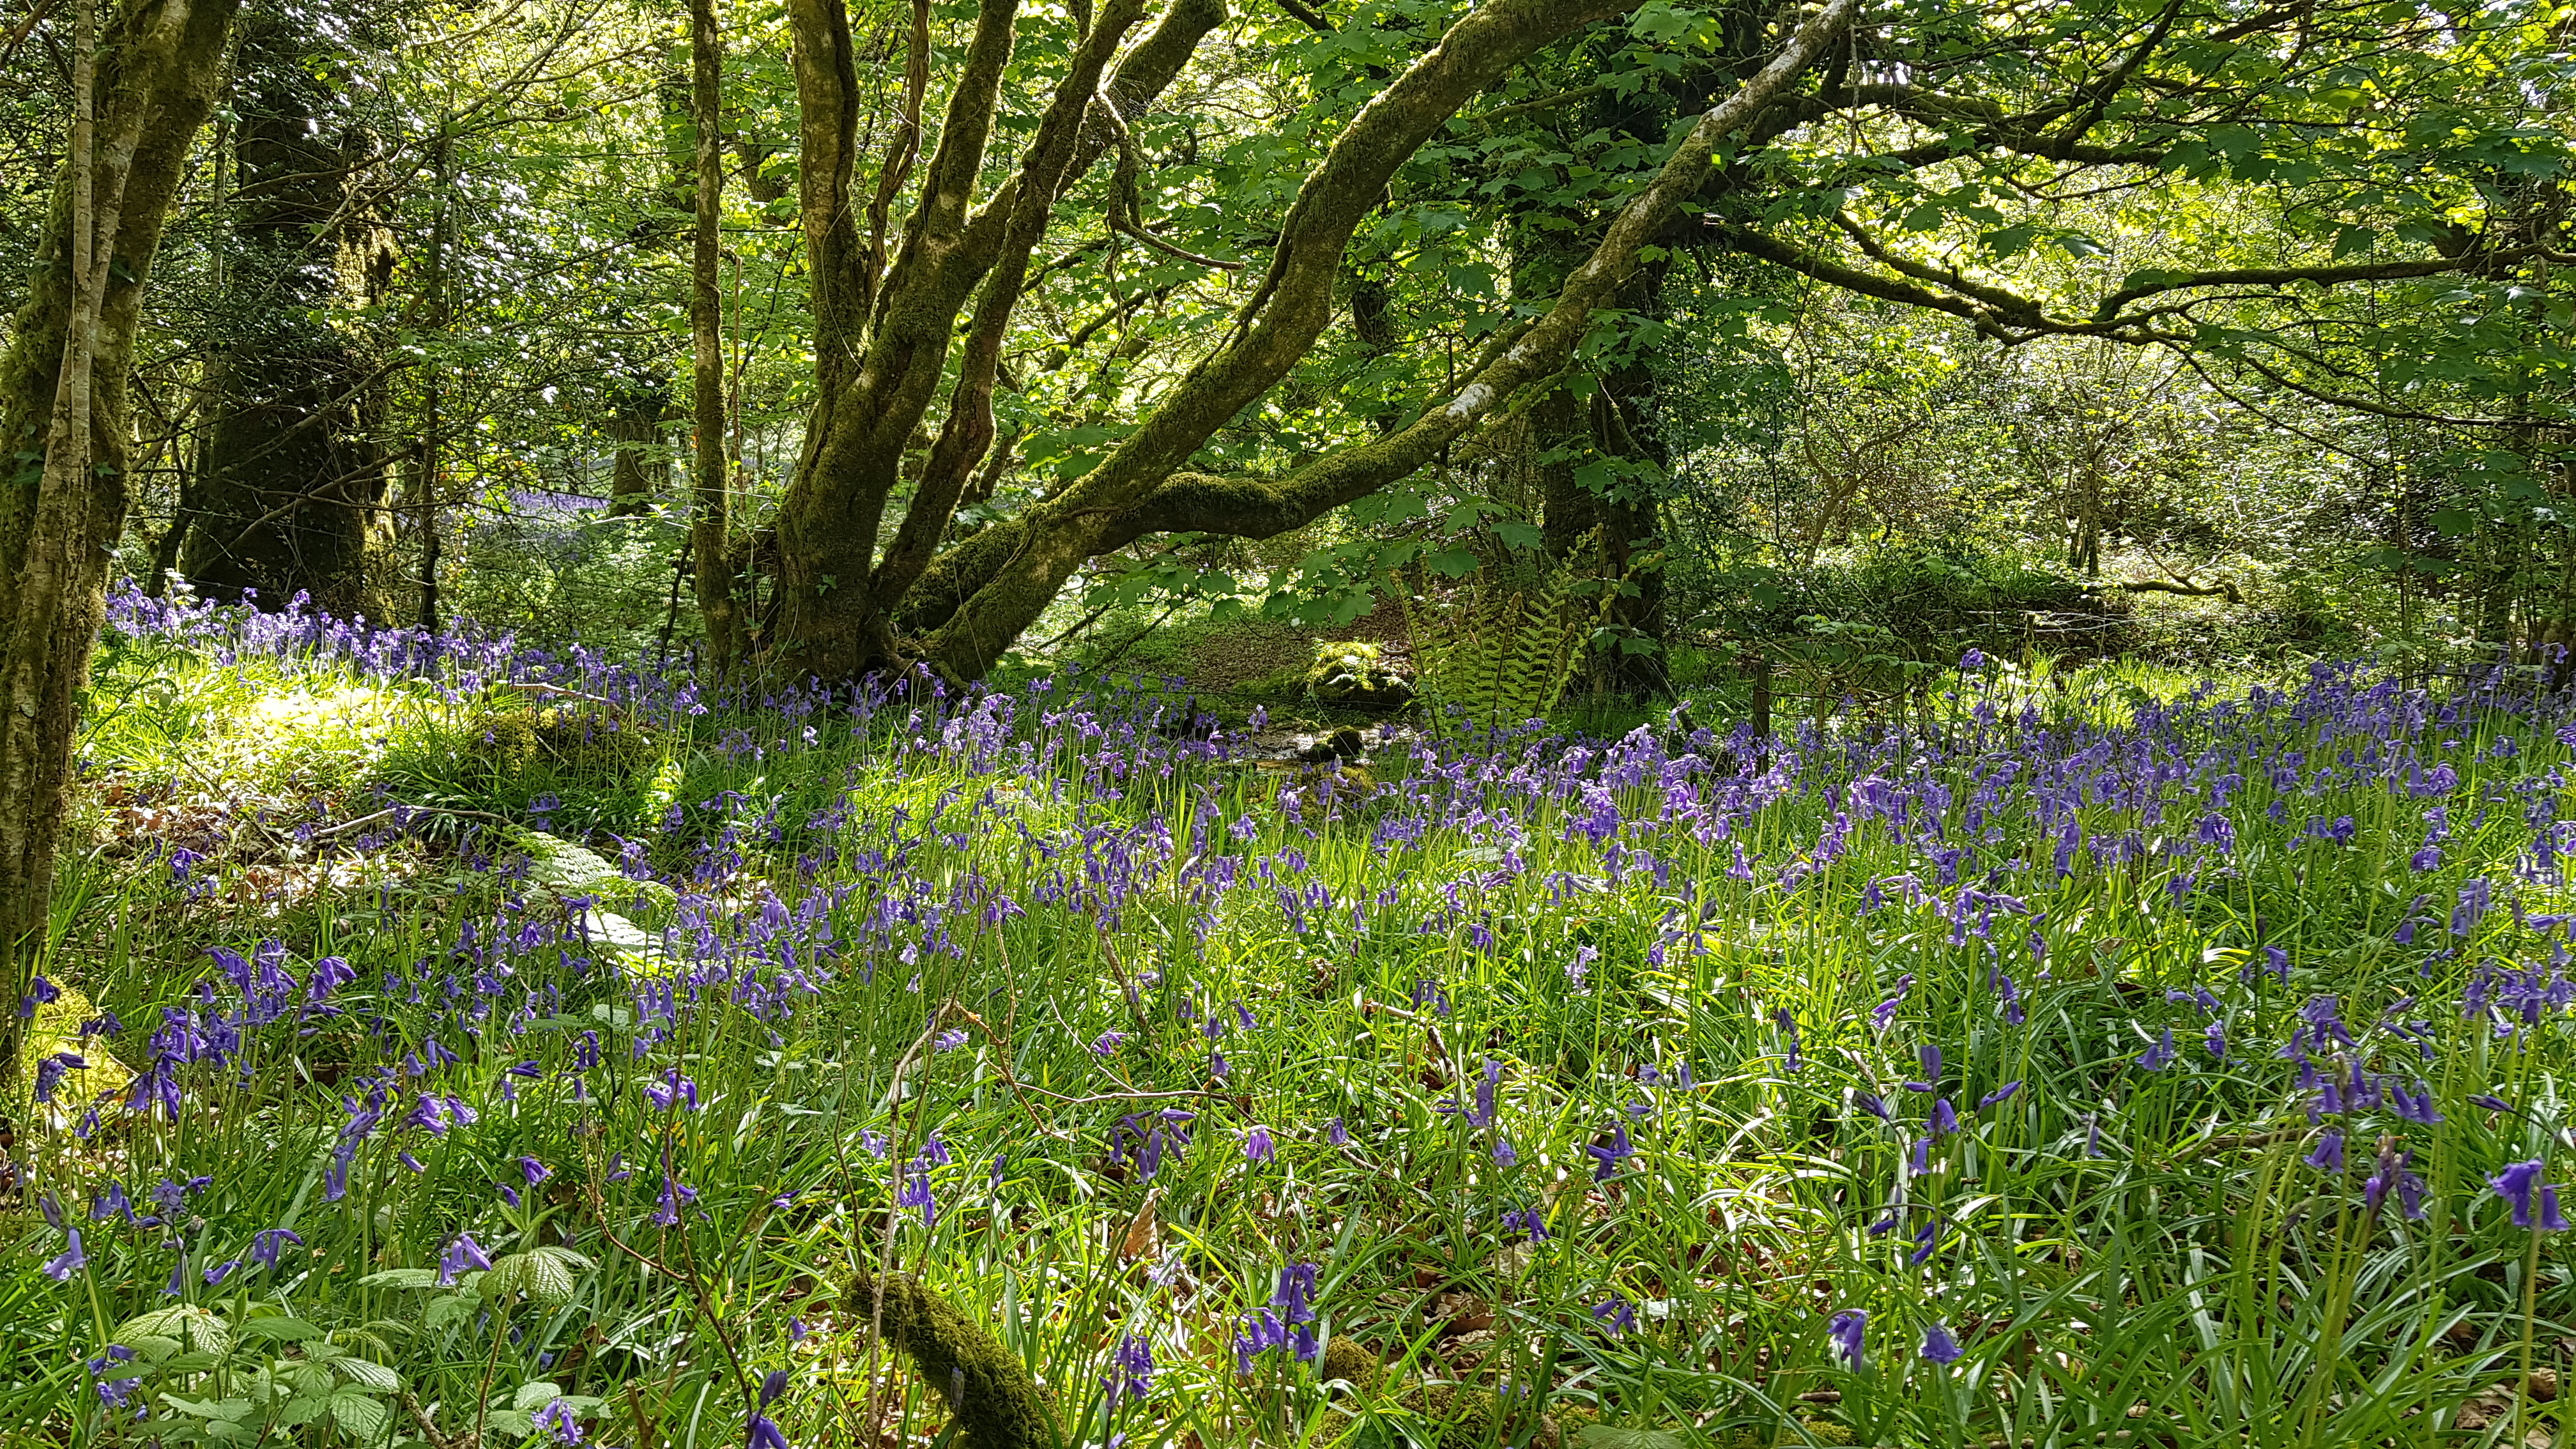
915,0,1862,679
847,1272,1056,1449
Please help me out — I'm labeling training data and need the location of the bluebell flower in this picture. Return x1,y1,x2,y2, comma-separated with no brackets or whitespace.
1587,1126,1634,1181
1828,1308,1867,1367
436,1233,491,1286
2137,1027,2176,1071
1592,1296,1638,1336
1978,1081,2021,1109
40,1229,84,1282
1103,1331,1154,1405
533,1397,584,1446
2490,1160,2567,1231
1243,1126,1275,1163
2305,1130,2344,1172
252,1228,302,1268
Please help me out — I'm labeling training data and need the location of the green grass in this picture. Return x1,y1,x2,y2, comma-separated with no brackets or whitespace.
13,613,2576,1448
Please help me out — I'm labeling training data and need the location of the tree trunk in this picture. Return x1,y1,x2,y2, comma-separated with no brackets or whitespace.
688,0,742,672
1533,268,1670,698
180,8,395,620
606,379,667,518
0,0,241,1078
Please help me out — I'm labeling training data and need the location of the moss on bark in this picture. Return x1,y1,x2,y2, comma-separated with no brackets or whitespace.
847,1271,1057,1449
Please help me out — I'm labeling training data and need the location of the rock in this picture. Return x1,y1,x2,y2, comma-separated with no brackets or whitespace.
1295,726,1367,763
1303,641,1414,710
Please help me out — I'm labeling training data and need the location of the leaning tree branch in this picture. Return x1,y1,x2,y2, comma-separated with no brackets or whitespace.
1080,0,1873,559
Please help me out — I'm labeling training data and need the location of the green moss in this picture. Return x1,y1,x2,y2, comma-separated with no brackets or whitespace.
1321,1335,1383,1392
846,1272,1056,1449
1304,641,1414,710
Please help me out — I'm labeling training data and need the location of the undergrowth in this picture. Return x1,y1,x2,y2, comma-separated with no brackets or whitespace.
11,587,2576,1448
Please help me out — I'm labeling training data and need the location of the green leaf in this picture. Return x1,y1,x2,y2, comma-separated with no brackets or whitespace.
240,1317,326,1343
334,1358,403,1392
2331,224,2379,259
330,1390,391,1444
119,1305,231,1354
514,1381,567,1411
1492,521,1545,551
424,1294,478,1332
482,1247,586,1304
355,1268,443,1291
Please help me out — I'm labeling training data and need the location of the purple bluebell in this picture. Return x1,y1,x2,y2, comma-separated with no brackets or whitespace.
2367,1144,2428,1220
436,1232,491,1285
1104,1331,1154,1405
1591,1296,1638,1336
532,1398,584,1446
1587,1126,1634,1181
2488,1160,2564,1230
1921,1324,1963,1364
2137,1027,2176,1071
2306,1130,2344,1172
1243,1126,1275,1163
1978,1081,2021,1109
40,1229,84,1282
1828,1308,1867,1367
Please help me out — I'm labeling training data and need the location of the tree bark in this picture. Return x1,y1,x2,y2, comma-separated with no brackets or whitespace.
0,0,241,1077
689,0,742,672
179,8,396,620
900,0,1645,675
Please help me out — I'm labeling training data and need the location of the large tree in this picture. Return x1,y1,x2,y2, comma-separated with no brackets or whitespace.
763,0,1859,683
0,0,241,1071
178,3,399,617
753,0,2572,686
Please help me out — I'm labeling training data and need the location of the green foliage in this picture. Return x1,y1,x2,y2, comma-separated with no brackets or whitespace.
1405,534,1615,734
367,699,661,830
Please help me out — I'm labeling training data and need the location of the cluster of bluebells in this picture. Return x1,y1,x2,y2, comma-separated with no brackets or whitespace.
56,592,2576,1423
1234,1263,1322,1372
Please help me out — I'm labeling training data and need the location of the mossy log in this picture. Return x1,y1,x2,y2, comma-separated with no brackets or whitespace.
847,1271,1057,1449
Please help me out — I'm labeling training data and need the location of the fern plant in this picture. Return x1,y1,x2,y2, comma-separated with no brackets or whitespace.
1403,528,1620,735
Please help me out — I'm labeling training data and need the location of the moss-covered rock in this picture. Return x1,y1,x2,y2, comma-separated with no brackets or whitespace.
1304,641,1414,710
1321,1335,1384,1392
467,705,656,786
846,1271,1055,1449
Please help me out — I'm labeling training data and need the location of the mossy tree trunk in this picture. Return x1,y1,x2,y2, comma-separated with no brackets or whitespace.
178,8,397,619
0,0,241,1077
763,0,1854,686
